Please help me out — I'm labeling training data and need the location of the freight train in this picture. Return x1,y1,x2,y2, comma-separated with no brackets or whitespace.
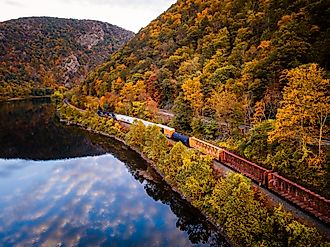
97,110,330,224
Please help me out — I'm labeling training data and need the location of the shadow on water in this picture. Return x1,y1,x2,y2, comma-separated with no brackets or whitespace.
0,99,230,246
0,99,106,160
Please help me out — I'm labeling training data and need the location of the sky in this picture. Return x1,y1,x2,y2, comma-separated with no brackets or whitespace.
0,0,177,32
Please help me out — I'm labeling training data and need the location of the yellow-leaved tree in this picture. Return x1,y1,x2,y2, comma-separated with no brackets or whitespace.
181,77,203,116
117,80,148,116
269,63,329,168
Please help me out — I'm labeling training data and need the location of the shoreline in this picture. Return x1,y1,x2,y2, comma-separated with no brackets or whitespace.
59,115,330,242
0,95,51,103
60,118,234,246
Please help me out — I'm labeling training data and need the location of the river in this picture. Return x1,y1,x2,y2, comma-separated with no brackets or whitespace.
0,99,229,247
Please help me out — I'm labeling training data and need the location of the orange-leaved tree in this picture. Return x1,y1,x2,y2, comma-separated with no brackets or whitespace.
269,63,329,169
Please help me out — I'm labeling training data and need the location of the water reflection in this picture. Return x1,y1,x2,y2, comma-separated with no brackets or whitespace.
0,155,228,246
0,100,229,246
0,99,105,160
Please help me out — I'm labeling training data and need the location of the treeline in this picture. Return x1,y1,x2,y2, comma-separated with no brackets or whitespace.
55,100,125,140
0,81,55,100
80,0,330,197
0,17,134,99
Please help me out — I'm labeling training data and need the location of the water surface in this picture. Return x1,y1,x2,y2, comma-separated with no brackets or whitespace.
0,100,229,246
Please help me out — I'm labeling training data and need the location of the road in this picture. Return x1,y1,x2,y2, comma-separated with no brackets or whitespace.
63,98,86,113
158,109,174,118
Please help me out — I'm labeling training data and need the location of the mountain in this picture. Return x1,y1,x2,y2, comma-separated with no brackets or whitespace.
0,17,134,98
83,0,329,110
80,0,329,196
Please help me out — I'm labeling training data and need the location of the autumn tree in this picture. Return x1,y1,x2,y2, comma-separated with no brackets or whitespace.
112,77,124,93
125,121,146,149
84,96,99,111
269,64,329,166
182,77,203,116
99,92,118,112
117,80,148,116
145,97,158,119
252,101,266,125
209,87,245,135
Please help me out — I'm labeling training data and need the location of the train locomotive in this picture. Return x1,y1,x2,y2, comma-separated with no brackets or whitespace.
97,110,330,223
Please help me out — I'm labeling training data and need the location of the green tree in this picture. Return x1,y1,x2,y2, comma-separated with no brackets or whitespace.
208,173,266,246
125,121,146,149
262,206,322,247
172,95,193,132
143,125,170,163
242,120,276,169
51,90,64,105
160,142,187,181
175,151,215,207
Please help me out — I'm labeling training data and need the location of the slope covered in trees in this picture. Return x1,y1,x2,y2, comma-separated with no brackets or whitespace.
81,0,330,197
84,0,329,108
0,17,134,99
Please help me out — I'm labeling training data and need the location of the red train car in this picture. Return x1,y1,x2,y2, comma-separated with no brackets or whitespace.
220,150,270,186
267,172,330,223
220,150,330,223
187,137,270,186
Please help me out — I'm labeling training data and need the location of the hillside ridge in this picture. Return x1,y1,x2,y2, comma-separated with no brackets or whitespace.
0,16,134,98
78,0,329,198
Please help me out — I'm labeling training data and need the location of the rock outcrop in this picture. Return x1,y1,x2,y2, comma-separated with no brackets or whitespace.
0,17,134,89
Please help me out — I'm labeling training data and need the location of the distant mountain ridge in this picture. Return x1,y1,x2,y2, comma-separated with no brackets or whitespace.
0,17,134,98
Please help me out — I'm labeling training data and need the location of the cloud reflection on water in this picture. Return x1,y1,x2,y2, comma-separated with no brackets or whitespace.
0,155,195,246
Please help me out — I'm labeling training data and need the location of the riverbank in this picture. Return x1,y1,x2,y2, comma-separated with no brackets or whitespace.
60,118,234,245
57,102,328,246
1,99,216,246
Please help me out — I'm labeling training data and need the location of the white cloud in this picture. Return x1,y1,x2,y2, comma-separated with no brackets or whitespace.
0,154,194,246
0,0,176,32
4,0,24,7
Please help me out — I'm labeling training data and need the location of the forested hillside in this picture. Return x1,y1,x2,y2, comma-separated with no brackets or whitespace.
80,0,329,196
0,17,134,99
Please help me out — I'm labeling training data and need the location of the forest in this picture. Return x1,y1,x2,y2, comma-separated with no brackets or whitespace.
0,17,134,100
76,0,329,197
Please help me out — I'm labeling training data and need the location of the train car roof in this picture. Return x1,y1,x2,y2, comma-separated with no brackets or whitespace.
157,124,175,131
190,136,222,150
113,114,175,131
